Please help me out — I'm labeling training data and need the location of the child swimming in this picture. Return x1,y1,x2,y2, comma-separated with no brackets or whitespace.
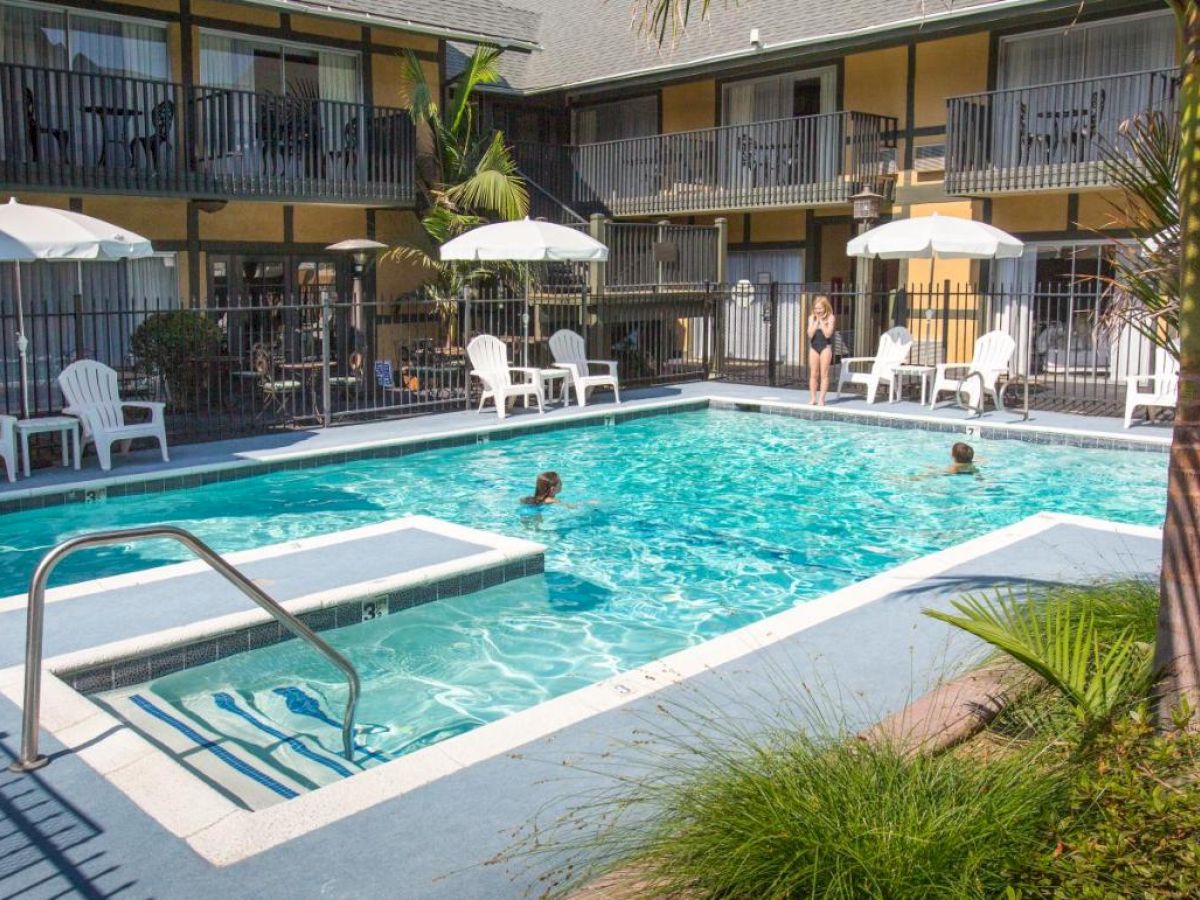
947,442,978,476
522,471,563,506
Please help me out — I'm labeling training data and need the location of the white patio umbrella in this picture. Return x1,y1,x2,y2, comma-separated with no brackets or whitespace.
846,213,1024,261
0,198,154,417
440,219,609,365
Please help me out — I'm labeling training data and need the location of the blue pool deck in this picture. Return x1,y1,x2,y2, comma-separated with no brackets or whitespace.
0,384,1169,898
0,381,1172,505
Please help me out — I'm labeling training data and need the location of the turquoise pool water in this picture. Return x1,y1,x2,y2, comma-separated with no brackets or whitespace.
5,409,1167,779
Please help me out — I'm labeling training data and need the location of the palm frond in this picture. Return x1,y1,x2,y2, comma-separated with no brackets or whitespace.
925,591,1154,726
443,131,529,221
448,45,503,139
399,49,437,124
1091,111,1180,359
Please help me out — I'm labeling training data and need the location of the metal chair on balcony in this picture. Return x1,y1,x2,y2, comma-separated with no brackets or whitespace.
23,87,71,163
129,99,175,170
326,116,359,177
1070,89,1106,163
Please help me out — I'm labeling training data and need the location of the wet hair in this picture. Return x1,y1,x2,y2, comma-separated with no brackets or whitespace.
813,296,833,319
522,471,562,506
951,442,975,464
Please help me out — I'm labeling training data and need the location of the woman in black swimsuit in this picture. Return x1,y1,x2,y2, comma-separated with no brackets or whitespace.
807,295,836,406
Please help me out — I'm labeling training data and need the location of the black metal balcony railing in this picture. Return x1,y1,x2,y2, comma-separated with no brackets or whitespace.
0,63,416,203
945,68,1179,195
517,111,896,218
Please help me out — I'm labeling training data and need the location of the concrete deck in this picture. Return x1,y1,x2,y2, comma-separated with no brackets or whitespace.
0,513,1161,898
0,381,1171,503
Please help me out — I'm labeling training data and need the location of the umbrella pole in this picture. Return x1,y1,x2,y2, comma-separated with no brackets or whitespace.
15,261,29,419
523,268,530,368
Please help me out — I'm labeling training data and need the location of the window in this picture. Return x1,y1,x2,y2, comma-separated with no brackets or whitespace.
199,32,359,102
998,11,1175,88
572,95,657,144
721,67,836,125
0,1,167,80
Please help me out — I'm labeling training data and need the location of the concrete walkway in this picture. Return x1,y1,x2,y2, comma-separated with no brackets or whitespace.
0,514,1161,899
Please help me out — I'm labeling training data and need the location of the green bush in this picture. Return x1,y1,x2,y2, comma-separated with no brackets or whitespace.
130,310,222,408
1012,715,1200,898
592,732,1063,900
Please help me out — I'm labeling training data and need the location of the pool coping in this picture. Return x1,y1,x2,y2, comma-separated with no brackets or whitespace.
0,511,1159,867
0,392,1171,515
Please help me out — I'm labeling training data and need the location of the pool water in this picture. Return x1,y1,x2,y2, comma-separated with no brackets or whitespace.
5,409,1167,785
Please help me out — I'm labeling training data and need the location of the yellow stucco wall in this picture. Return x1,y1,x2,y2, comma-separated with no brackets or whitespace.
990,194,1069,234
818,221,853,285
749,210,805,243
119,0,179,13
198,202,284,242
371,29,439,53
913,33,990,129
842,46,908,120
1075,190,1125,230
661,80,716,133
373,210,429,301
190,0,280,27
292,206,369,244
292,13,361,42
82,197,188,242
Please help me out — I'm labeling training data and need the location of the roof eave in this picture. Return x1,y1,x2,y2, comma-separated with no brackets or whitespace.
489,0,1096,95
235,0,543,51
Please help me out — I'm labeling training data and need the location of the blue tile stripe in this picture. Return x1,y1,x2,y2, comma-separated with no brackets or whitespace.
212,692,354,778
129,694,298,800
273,686,389,764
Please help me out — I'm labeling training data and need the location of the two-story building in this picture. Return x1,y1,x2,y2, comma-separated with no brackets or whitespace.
0,0,538,310
470,0,1176,385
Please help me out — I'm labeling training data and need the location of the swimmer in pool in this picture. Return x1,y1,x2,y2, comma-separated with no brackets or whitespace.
947,441,979,476
522,471,562,506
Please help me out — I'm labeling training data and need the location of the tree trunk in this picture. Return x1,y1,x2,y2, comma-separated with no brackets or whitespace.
1156,1,1200,726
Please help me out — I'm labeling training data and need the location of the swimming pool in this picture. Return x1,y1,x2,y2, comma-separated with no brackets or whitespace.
4,408,1167,795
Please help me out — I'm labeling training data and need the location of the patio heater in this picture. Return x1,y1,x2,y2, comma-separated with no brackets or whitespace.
325,238,386,425
851,188,884,357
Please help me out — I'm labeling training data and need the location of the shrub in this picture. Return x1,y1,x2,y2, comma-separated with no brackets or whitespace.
130,310,222,408
1012,715,1200,898
582,731,1063,900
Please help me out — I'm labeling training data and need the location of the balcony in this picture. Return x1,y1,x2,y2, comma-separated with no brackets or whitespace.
945,68,1179,195
0,63,416,205
517,111,896,218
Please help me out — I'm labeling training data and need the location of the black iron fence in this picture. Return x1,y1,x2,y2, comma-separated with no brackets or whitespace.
945,67,1179,194
0,61,416,203
0,280,1167,454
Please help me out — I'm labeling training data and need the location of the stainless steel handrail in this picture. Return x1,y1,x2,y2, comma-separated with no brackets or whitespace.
9,525,361,773
955,369,988,418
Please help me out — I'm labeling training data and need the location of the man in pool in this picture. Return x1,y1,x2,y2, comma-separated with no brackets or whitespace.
948,442,979,476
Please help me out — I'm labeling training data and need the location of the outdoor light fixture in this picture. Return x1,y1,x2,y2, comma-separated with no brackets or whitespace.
851,188,884,224
326,238,388,276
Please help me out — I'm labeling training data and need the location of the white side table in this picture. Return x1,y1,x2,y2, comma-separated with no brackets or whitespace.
17,416,81,478
538,368,571,407
891,365,935,405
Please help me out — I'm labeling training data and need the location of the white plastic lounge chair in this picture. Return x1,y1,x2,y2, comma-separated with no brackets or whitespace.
549,329,621,407
836,326,914,404
58,360,169,471
467,334,545,420
0,415,15,482
929,331,1016,414
1125,346,1179,428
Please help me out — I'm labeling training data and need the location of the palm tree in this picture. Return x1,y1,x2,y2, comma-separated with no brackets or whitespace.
391,45,529,344
1155,0,1200,725
633,0,723,43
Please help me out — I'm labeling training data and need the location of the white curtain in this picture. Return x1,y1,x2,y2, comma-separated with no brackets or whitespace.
69,14,167,81
199,34,255,91
0,3,68,67
990,249,1038,375
318,51,357,103
998,11,1175,87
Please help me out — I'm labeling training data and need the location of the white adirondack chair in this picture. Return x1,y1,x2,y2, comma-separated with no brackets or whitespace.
929,331,1016,414
1125,346,1179,428
467,334,545,420
549,329,621,407
58,360,169,471
836,326,914,404
0,415,15,482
